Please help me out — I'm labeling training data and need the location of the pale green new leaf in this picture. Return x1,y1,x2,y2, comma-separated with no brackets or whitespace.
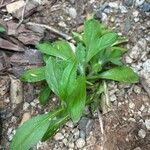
20,67,45,82
99,66,139,83
39,86,51,105
10,111,60,150
67,76,86,123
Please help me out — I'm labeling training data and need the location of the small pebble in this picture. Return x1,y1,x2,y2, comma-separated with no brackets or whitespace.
66,121,74,128
108,2,119,9
129,102,135,109
54,133,64,140
68,7,77,18
134,147,142,150
68,142,74,148
145,119,150,130
20,112,31,125
110,94,117,102
23,102,30,110
142,2,150,12
135,0,145,6
125,56,133,63
133,85,141,94
138,129,146,138
75,138,85,148
58,21,67,27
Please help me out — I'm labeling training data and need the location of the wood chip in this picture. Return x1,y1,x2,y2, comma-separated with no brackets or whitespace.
0,37,24,52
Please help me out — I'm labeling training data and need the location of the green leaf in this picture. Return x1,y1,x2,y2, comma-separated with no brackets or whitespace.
83,19,101,51
60,61,77,100
39,86,51,105
45,57,67,96
72,32,83,43
0,26,6,33
53,41,75,60
10,110,62,150
42,110,69,141
67,76,86,123
36,41,75,60
75,43,86,74
89,66,139,83
20,67,45,82
86,32,118,62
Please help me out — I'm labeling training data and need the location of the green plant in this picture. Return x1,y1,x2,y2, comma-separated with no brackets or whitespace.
10,19,139,150
0,25,6,33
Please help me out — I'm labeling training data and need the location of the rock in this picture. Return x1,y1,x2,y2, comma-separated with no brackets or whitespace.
58,21,67,27
140,105,145,112
108,2,119,9
119,5,128,13
68,8,77,18
23,102,30,110
6,0,25,14
129,45,140,60
133,11,139,17
54,133,64,140
129,102,135,109
0,76,10,97
124,0,133,7
145,119,150,130
37,142,49,150
133,147,142,150
94,9,102,20
20,112,31,125
140,59,150,88
72,128,80,139
124,18,132,33
125,56,133,63
69,0,75,4
79,130,86,139
75,138,85,148
110,94,117,102
66,121,74,128
62,138,68,146
68,142,74,148
135,0,145,6
133,85,142,94
78,117,93,136
134,17,139,22
101,13,108,21
142,2,150,12
10,76,23,104
138,129,146,138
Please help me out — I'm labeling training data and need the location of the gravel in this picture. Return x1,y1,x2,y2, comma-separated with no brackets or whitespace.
54,133,64,141
145,119,150,130
138,129,146,138
68,7,77,18
75,138,85,148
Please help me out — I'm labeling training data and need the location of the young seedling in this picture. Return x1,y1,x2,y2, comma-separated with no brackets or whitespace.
10,19,139,150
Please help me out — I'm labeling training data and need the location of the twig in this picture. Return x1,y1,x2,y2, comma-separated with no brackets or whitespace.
97,108,104,135
26,22,74,41
17,0,29,28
